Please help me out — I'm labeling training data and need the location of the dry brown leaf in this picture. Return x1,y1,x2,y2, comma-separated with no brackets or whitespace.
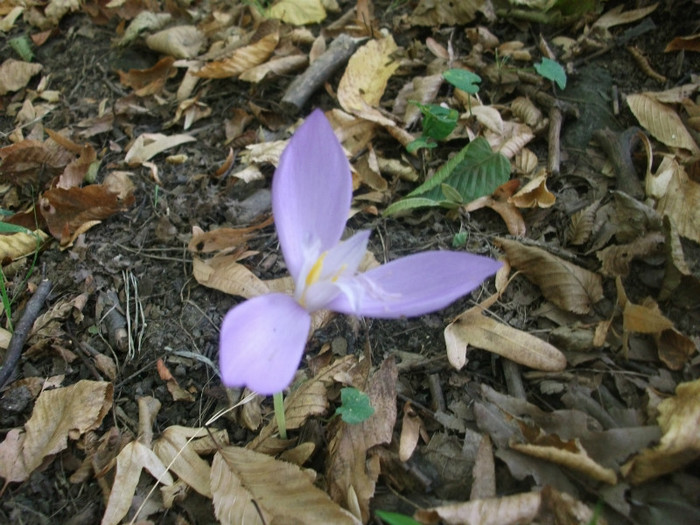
645,155,700,243
464,190,526,237
510,96,543,128
192,255,270,298
267,0,327,25
593,3,659,30
0,230,49,262
211,446,361,525
125,132,196,166
444,306,566,372
655,328,697,370
495,238,603,314
337,36,399,127
622,298,674,334
118,57,175,96
393,74,443,127
0,59,43,95
508,171,555,208
567,200,601,246
665,34,700,53
188,218,272,254
0,380,112,483
596,231,664,277
145,25,205,59
39,182,135,246
101,440,174,525
622,378,700,484
410,0,482,26
239,54,308,83
153,426,228,498
326,358,397,522
398,402,422,462
196,21,280,79
0,138,73,188
512,422,618,484
627,93,700,153
470,435,496,500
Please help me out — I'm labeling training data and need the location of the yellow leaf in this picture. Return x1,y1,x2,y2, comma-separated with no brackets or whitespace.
267,0,326,25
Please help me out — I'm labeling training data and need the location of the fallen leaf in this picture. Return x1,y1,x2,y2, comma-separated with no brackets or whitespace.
211,446,361,525
0,58,43,95
495,238,603,314
337,36,399,126
665,34,700,53
196,20,280,79
192,255,270,298
326,358,397,522
410,0,482,26
239,54,308,83
622,378,700,484
444,306,566,372
508,171,555,208
267,0,327,25
145,25,205,59
124,132,196,166
627,93,700,153
398,402,422,462
117,57,176,96
0,380,112,483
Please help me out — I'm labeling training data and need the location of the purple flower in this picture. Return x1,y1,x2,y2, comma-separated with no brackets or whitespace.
220,109,502,395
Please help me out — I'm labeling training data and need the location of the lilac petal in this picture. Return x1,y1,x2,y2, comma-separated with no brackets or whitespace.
272,109,352,281
219,293,311,395
327,251,502,319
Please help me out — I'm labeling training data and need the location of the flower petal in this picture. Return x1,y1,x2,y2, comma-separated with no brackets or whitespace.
272,109,352,281
327,251,502,318
219,293,311,395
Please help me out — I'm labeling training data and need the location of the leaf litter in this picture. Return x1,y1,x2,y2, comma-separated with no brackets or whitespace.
0,0,699,524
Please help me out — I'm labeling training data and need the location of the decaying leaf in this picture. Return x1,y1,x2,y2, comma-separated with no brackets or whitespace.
192,255,271,299
508,171,555,208
211,446,361,525
410,0,483,26
495,238,603,314
596,231,664,277
118,57,176,96
337,36,399,126
326,358,397,522
627,93,700,153
0,380,112,483
196,21,280,79
622,378,700,484
267,0,327,25
145,25,205,59
0,59,43,95
125,132,196,166
444,305,566,372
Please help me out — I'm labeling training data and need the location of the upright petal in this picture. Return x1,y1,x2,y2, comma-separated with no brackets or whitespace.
327,251,502,319
219,293,311,395
272,109,353,280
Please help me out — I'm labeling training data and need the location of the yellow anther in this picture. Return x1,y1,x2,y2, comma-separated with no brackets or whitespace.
305,252,327,287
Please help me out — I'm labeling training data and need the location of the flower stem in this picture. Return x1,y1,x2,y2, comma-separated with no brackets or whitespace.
273,391,287,439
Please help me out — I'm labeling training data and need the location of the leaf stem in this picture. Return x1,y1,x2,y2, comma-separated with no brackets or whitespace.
273,391,287,439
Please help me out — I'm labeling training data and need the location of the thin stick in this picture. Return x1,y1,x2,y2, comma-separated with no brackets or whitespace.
280,34,361,115
0,279,52,389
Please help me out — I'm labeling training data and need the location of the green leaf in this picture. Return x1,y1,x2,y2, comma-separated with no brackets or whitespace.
384,197,447,216
9,36,33,62
413,102,458,141
375,510,422,525
335,387,374,424
443,68,481,94
534,58,567,90
440,183,463,204
0,222,35,235
406,136,437,153
452,231,468,248
408,137,510,201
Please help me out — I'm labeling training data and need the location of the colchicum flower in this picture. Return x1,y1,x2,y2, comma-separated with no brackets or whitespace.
220,110,502,395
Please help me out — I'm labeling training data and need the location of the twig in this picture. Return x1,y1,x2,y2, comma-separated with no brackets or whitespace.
280,34,362,114
502,360,526,400
592,127,645,199
547,106,563,176
0,279,52,389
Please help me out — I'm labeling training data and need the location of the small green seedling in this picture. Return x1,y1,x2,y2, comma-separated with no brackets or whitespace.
9,36,33,62
406,103,459,153
335,387,374,424
534,57,567,90
452,230,468,248
375,510,423,525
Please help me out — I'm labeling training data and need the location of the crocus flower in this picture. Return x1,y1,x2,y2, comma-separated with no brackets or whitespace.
220,109,501,395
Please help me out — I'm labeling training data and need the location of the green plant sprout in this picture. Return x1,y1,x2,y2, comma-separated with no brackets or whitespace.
335,387,374,424
534,57,567,90
406,69,482,153
375,510,422,525
0,219,44,332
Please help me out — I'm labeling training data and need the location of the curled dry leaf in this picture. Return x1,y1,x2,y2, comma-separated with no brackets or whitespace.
0,229,49,262
622,378,700,484
0,380,112,483
196,20,280,79
118,57,176,96
393,74,443,127
495,238,603,314
399,402,423,462
508,171,555,208
211,446,361,525
125,132,196,166
239,54,308,83
444,306,566,372
596,231,664,277
512,422,618,484
188,218,272,254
